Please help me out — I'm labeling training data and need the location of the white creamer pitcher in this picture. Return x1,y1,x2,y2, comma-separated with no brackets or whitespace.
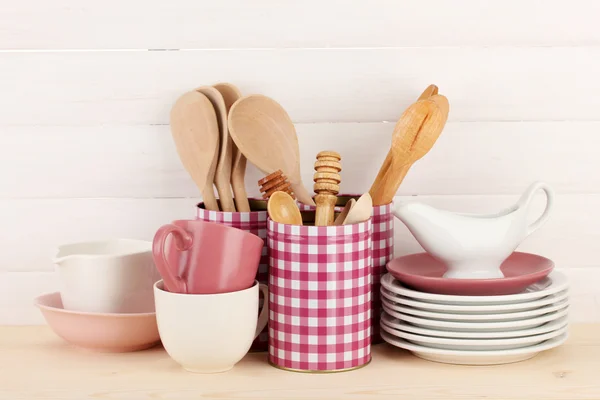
54,239,160,313
392,182,554,279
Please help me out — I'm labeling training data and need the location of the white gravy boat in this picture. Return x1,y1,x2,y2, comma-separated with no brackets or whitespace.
392,182,554,279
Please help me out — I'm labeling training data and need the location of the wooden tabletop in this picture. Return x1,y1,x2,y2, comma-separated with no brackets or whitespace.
1,325,599,399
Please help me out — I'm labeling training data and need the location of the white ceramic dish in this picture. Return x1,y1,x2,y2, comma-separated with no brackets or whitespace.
380,288,568,314
381,296,569,321
381,330,569,365
382,303,569,332
380,315,568,351
381,271,568,305
392,181,554,279
380,313,569,339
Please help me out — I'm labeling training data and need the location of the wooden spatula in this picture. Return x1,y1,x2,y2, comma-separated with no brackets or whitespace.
170,91,220,210
213,83,251,212
392,94,449,189
368,100,436,205
196,86,235,212
418,84,438,100
228,94,316,206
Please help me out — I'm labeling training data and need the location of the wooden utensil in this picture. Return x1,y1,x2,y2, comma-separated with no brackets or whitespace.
213,83,251,212
368,100,436,205
334,199,356,226
313,151,341,226
170,91,220,210
228,94,316,206
267,191,303,225
259,170,295,200
392,94,449,189
418,84,438,100
372,85,438,199
343,193,373,225
196,86,235,212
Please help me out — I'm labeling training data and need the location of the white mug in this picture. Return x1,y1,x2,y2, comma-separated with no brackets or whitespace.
54,239,161,313
154,279,268,373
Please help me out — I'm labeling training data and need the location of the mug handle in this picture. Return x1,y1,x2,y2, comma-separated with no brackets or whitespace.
254,283,269,339
152,223,193,293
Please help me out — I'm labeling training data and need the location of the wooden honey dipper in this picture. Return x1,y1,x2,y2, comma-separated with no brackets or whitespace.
313,151,341,226
258,170,295,200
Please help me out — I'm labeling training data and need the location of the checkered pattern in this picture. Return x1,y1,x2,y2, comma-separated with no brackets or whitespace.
370,203,394,343
267,218,372,371
196,201,269,351
296,196,394,344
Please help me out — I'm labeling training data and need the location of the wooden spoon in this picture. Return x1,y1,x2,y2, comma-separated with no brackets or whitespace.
267,191,303,225
334,199,356,226
392,94,449,188
213,83,251,212
228,94,316,206
196,86,236,212
369,100,436,205
170,91,220,210
343,193,373,225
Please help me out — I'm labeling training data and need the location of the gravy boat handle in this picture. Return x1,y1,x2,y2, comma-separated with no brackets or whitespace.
517,181,555,236
152,224,194,293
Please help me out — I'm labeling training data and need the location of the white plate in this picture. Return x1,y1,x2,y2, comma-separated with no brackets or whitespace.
381,271,569,305
381,330,569,365
380,315,569,351
381,296,569,321
382,302,569,332
380,313,569,338
380,288,569,314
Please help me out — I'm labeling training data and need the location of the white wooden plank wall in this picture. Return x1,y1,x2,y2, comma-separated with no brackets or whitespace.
1,1,599,324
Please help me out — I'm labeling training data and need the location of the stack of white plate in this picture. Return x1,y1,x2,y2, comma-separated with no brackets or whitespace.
380,271,570,365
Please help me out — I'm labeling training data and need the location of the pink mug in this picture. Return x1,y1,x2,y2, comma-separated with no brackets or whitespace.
152,219,264,294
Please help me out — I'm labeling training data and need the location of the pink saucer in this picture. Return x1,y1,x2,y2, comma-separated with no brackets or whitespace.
386,252,554,296
35,292,161,352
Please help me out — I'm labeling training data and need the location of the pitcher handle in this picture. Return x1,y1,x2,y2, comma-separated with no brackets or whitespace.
152,224,193,293
518,181,555,236
254,283,269,339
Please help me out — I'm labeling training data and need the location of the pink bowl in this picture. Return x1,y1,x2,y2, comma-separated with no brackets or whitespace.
34,292,160,352
386,252,554,296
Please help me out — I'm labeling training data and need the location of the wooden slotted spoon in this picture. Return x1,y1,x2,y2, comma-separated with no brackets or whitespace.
418,84,439,100
391,94,449,189
213,83,251,212
196,86,236,212
368,100,437,205
170,91,220,210
228,94,316,206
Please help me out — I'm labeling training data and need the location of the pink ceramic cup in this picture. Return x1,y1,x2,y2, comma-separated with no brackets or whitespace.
152,219,264,294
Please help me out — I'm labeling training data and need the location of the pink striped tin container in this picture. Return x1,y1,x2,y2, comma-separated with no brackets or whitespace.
298,195,393,344
267,216,372,372
196,199,269,352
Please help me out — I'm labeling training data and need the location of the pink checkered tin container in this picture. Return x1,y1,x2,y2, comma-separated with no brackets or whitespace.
298,195,393,344
196,199,269,352
267,215,373,372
